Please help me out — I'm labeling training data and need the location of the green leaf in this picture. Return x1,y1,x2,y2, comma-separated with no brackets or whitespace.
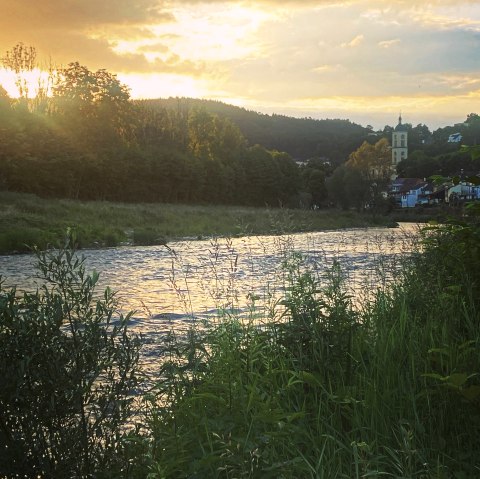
461,385,480,402
298,370,322,386
427,348,450,357
422,373,447,381
447,373,468,388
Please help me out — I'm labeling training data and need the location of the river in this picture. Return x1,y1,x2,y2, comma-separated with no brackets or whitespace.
0,224,421,385
0,224,419,330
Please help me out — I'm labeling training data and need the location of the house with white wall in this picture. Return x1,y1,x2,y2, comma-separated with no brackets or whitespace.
400,181,433,208
446,182,480,204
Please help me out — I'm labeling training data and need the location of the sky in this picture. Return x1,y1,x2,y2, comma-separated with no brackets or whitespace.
1,0,480,130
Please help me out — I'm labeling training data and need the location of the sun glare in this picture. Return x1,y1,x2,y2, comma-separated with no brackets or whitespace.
160,4,271,62
108,4,275,102
111,3,272,64
0,68,52,98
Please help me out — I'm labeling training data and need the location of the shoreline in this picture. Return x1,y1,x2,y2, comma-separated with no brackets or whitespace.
0,191,436,256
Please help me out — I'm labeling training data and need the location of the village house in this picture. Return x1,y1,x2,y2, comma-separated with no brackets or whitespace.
388,115,480,208
390,177,480,208
445,181,480,204
400,181,434,208
389,177,423,207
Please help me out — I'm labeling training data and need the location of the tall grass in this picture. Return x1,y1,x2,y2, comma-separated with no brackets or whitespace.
134,220,480,478
1,214,478,477
0,191,398,254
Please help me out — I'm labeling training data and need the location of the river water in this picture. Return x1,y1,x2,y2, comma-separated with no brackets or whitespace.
0,224,421,384
0,224,419,330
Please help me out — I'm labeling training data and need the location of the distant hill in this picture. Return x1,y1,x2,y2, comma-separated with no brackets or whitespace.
141,98,370,164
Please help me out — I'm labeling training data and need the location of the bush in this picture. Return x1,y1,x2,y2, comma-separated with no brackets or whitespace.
0,227,54,253
0,241,140,477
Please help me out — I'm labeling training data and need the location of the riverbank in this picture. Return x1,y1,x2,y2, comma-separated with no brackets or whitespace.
0,191,403,254
1,218,478,477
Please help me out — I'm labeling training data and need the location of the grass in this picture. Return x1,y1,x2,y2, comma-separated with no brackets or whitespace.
128,220,480,478
0,191,400,254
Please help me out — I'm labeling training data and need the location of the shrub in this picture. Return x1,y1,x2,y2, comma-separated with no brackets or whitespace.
0,241,140,477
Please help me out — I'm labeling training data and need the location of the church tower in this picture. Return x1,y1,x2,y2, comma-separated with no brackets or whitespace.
391,114,408,176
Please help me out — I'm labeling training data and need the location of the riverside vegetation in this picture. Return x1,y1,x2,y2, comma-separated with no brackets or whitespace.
1,213,479,478
0,191,400,254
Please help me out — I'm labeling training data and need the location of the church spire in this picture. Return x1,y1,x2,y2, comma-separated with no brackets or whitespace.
398,112,402,125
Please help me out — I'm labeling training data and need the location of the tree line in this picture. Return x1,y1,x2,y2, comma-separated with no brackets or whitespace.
0,45,301,207
146,98,371,164
2,43,478,212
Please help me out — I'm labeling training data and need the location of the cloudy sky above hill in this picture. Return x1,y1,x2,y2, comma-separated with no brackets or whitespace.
1,0,480,128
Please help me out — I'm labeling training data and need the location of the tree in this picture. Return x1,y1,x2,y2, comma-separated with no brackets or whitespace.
53,62,132,148
346,138,392,183
188,107,217,159
1,43,36,100
326,165,350,209
397,150,439,178
301,158,331,208
0,244,140,477
409,123,432,151
463,113,480,146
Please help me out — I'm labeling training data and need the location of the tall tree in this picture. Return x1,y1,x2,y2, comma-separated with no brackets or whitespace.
1,43,36,100
53,62,132,148
346,138,392,182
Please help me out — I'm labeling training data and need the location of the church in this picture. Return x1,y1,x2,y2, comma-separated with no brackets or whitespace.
391,114,408,177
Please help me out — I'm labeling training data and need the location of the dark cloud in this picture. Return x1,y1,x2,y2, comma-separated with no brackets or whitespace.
0,0,176,72
0,0,172,31
2,0,480,108
21,30,205,76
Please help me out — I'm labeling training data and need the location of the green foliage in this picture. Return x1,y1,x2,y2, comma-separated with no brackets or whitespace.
397,149,474,179
419,216,480,315
328,138,394,213
139,257,359,478
132,219,480,478
144,97,370,164
346,138,392,183
460,144,480,161
0,191,394,254
0,226,55,253
133,228,166,246
0,241,140,477
300,158,331,208
0,46,305,208
1,214,480,477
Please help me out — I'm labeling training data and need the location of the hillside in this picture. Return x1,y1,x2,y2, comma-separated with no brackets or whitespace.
140,98,370,164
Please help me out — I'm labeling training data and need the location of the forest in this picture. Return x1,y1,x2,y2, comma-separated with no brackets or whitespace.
0,46,302,207
143,98,370,164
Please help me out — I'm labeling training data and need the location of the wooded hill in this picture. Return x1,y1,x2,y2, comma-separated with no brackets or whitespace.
140,98,370,164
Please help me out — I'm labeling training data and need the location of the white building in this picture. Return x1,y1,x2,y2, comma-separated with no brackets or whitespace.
391,115,408,177
446,182,480,203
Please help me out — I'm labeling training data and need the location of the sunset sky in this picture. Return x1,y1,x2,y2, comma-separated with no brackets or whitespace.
1,0,480,129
